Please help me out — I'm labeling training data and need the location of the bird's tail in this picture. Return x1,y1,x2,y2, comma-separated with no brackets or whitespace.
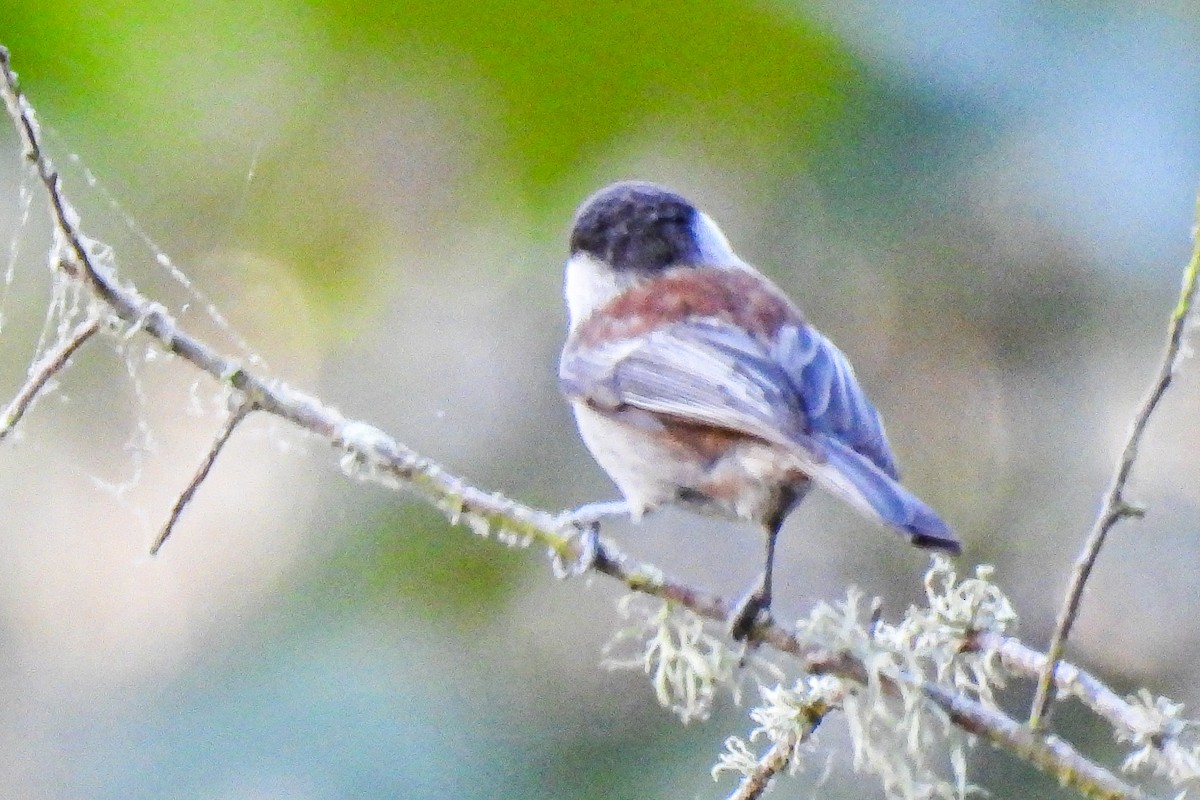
807,435,960,554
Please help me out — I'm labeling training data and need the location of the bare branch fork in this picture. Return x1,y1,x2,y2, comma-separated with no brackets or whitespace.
1029,212,1200,730
0,46,1190,800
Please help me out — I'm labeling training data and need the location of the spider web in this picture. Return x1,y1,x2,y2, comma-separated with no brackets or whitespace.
0,169,31,332
1,120,279,515
50,132,267,370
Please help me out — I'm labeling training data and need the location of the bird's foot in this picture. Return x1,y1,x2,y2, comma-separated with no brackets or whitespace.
552,522,602,579
728,587,773,642
551,500,628,578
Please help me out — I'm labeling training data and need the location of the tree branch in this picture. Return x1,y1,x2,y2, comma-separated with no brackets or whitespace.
0,313,101,439
0,45,1179,800
1029,210,1200,729
725,735,798,800
150,397,257,554
975,632,1168,743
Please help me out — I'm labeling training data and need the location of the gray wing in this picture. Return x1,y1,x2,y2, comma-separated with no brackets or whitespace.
560,319,807,447
560,318,898,478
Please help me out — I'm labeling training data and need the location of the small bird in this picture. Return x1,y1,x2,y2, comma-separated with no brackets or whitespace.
558,181,959,639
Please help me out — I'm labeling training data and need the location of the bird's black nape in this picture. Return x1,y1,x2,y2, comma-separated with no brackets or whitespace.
569,181,702,274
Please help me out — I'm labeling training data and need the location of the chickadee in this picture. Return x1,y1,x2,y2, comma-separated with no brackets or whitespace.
558,181,959,639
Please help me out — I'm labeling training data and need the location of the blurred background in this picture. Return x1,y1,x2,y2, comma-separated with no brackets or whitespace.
0,2,1198,798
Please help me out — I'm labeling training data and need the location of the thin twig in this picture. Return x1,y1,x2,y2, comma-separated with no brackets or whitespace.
1029,206,1200,730
0,45,1167,800
726,735,798,800
0,314,101,439
150,397,256,555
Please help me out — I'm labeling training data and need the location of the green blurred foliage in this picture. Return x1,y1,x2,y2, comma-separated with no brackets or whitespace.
319,503,530,626
329,0,855,185
0,0,878,316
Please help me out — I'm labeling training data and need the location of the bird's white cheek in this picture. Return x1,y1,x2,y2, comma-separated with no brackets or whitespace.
564,254,631,330
692,211,747,270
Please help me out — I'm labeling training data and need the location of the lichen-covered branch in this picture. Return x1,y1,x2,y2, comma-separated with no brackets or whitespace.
925,678,1153,800
977,632,1167,743
0,45,1187,800
722,735,799,800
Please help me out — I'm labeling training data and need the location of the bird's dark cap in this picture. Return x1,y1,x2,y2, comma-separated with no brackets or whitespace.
569,181,702,274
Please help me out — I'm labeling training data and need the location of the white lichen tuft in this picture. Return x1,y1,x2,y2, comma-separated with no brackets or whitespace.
466,513,495,539
603,596,743,723
1120,689,1200,793
494,524,533,548
337,424,404,492
752,677,845,749
714,675,846,783
714,558,1012,799
713,734,762,779
878,557,1017,707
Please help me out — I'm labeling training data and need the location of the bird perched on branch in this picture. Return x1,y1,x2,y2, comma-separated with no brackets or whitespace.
558,181,959,639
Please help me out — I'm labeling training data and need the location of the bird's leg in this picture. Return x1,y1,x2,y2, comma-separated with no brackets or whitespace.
553,500,631,577
728,520,780,641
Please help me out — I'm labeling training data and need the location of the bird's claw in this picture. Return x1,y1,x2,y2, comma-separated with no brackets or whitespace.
555,521,603,578
728,588,773,642
552,502,625,578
